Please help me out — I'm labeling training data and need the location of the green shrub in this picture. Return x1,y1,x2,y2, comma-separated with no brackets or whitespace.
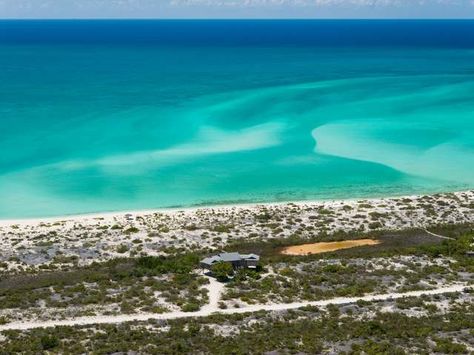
124,227,140,234
40,335,60,350
368,222,382,229
211,262,234,282
135,254,199,275
116,244,129,253
181,303,200,312
433,337,468,354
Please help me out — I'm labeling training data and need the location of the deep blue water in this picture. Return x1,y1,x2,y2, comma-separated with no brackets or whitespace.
2,20,474,47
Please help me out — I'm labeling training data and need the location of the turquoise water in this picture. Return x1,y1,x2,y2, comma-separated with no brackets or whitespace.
1,21,474,218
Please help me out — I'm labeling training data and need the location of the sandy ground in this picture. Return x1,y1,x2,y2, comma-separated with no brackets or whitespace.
0,190,472,272
201,275,225,313
281,239,381,255
0,284,470,331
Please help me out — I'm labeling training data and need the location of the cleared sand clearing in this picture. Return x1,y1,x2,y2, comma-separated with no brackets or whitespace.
281,239,381,255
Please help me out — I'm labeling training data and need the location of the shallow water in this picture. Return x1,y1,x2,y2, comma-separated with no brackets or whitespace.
1,20,474,218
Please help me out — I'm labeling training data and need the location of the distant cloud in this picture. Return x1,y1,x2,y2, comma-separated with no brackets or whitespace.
169,0,472,6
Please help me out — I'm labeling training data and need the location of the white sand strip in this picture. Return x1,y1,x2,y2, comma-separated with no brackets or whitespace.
1,189,471,227
0,284,470,331
423,229,455,241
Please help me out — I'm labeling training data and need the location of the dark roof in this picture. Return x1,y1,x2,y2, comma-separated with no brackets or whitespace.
219,252,241,262
241,253,260,260
200,256,221,266
200,252,260,266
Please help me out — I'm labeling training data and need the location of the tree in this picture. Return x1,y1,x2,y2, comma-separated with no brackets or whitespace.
211,261,234,282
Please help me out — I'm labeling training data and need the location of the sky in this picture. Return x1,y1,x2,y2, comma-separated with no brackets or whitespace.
0,0,474,19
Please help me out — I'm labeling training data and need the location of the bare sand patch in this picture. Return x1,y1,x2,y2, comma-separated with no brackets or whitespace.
281,239,381,256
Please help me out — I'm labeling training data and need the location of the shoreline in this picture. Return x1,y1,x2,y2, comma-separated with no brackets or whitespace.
0,188,472,279
1,189,472,227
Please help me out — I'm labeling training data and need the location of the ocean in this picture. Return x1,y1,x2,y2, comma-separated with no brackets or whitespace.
1,20,473,218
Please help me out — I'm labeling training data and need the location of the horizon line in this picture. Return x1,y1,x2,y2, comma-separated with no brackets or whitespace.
2,18,474,21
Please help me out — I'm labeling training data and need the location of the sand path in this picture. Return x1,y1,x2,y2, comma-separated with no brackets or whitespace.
0,284,470,331
423,229,455,241
200,275,225,313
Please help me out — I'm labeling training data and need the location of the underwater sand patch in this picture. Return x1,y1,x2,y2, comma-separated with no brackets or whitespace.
281,239,381,255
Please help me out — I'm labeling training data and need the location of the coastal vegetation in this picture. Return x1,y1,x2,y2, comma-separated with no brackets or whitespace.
0,254,209,319
221,231,473,305
0,191,472,353
0,191,472,274
1,291,472,354
0,225,471,322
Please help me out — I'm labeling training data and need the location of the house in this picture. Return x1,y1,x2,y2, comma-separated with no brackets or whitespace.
200,252,260,270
